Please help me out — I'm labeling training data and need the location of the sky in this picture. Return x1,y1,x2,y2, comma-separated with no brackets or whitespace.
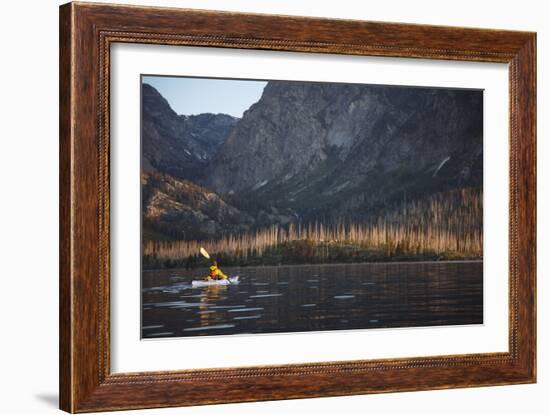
142,75,268,118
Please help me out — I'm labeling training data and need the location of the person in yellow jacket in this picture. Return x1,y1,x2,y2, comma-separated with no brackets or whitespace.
206,261,227,281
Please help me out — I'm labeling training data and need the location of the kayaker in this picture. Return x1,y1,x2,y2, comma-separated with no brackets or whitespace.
206,261,228,281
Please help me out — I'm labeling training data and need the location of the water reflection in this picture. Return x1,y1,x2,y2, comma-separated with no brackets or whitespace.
198,285,225,328
142,261,483,338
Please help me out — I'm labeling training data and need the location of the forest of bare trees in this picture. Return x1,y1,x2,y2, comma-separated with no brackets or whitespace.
143,188,482,268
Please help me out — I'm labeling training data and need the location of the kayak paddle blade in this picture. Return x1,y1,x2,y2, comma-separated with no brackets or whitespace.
199,247,210,259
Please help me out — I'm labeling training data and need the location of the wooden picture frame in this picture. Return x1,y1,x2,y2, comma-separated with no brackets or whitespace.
59,2,536,412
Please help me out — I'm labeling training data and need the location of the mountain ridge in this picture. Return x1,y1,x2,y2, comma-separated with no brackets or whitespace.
206,81,482,224
141,83,238,180
141,80,483,241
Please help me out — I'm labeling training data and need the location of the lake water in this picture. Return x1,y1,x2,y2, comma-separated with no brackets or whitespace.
141,261,483,338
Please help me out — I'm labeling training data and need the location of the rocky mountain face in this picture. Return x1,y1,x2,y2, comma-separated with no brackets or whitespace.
207,81,482,222
142,81,483,240
141,83,238,180
142,171,254,241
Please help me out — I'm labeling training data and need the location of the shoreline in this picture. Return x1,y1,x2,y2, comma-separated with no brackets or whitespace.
143,258,483,272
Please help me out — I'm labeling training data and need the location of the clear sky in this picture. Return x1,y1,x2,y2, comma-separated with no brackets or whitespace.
142,75,268,118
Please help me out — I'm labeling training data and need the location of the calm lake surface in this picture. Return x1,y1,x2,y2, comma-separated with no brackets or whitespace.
141,261,483,338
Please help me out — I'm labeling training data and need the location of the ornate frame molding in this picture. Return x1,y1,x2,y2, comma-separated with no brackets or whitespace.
60,2,536,412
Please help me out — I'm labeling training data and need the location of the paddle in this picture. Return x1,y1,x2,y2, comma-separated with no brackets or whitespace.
200,247,216,282
199,247,211,260
199,246,219,282
199,247,233,283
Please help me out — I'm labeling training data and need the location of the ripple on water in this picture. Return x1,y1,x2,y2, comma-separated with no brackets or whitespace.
228,307,264,313
142,325,164,330
183,324,235,332
233,315,262,320
170,302,209,309
142,286,166,292
334,295,355,300
146,301,205,308
249,293,283,298
145,332,174,337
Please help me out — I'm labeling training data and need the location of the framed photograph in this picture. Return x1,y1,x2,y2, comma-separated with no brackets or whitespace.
59,2,536,412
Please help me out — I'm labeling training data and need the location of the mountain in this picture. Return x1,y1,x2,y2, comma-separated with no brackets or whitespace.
141,83,238,180
142,80,483,240
206,81,482,222
142,171,253,241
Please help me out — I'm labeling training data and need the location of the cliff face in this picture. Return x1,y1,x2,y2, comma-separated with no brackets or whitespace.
141,83,238,180
142,80,483,239
142,172,253,241
205,81,482,222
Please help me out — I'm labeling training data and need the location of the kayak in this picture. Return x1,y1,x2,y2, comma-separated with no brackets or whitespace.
191,276,240,288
